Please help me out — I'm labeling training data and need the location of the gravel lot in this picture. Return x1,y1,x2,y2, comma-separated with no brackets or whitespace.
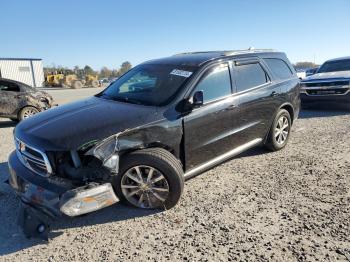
0,95,349,261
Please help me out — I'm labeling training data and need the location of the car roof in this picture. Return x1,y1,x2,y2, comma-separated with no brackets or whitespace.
0,78,31,87
142,49,286,67
325,56,350,63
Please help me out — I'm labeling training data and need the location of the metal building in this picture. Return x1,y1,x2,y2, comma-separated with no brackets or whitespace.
0,58,44,87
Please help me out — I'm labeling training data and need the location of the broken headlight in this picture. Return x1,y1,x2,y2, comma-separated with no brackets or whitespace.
87,136,119,173
60,183,118,216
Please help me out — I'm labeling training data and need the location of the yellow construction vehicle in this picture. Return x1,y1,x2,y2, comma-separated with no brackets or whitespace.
84,74,100,88
45,71,65,87
45,71,100,89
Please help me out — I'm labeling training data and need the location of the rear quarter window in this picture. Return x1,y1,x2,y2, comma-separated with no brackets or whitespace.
264,58,293,80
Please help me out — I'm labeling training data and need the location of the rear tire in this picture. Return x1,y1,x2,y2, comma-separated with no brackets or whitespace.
19,106,39,121
265,109,291,151
113,148,184,210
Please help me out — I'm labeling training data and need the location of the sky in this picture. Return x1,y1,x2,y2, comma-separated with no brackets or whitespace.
1,0,349,70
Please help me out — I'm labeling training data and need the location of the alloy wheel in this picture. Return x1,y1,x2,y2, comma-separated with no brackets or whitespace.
121,165,169,209
22,108,38,118
275,115,289,145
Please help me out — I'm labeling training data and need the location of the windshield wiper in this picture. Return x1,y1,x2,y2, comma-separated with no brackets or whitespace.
98,93,152,106
110,96,143,105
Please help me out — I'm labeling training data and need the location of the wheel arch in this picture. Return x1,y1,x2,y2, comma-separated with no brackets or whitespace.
279,103,295,124
119,142,176,157
17,104,40,118
264,102,295,144
118,142,184,171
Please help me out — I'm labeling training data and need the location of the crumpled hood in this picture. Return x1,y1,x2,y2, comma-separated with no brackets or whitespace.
15,96,161,150
303,70,350,82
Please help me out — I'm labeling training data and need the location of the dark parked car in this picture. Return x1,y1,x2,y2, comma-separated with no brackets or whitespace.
301,57,350,106
0,78,54,121
305,67,319,77
8,50,300,237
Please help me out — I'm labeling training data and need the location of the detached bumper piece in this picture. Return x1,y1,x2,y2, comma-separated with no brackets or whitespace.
8,151,118,240
60,183,118,217
18,203,51,240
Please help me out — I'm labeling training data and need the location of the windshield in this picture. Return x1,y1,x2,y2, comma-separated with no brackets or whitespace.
98,64,196,106
318,59,350,73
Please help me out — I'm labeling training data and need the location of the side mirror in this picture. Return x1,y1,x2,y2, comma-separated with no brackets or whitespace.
192,90,204,107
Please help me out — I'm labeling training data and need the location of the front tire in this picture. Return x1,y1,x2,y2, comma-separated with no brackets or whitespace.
265,109,291,151
113,148,184,210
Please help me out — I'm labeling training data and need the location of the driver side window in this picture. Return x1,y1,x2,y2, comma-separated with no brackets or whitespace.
0,81,20,92
194,64,232,103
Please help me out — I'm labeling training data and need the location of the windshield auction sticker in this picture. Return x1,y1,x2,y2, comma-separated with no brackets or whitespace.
170,69,193,78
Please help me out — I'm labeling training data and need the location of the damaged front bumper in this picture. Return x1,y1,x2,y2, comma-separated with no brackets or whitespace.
8,151,118,238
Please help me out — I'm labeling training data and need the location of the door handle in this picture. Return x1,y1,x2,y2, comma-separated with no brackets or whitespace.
226,104,237,111
270,91,278,97
216,104,237,114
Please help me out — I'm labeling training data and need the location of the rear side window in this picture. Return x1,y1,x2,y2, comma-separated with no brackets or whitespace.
235,63,268,92
0,81,20,92
264,58,293,79
194,64,231,103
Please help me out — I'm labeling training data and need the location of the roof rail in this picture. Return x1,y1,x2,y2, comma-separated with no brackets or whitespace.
174,48,277,56
223,48,276,56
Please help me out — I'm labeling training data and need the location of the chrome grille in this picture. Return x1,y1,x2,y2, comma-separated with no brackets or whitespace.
306,88,349,96
302,80,350,96
304,80,349,88
15,138,52,177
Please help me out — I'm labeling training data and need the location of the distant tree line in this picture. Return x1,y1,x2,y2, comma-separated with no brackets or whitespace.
293,62,319,70
44,60,318,77
44,61,132,79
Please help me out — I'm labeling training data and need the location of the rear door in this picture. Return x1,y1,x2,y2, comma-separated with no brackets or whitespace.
183,62,241,170
231,58,281,144
0,80,22,117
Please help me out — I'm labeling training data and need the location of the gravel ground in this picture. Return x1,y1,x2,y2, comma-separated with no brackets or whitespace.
0,107,349,261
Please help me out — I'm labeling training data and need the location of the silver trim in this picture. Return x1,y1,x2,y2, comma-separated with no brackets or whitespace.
302,79,350,84
301,80,350,96
175,49,276,56
301,87,350,97
302,85,349,90
184,138,262,179
15,138,52,177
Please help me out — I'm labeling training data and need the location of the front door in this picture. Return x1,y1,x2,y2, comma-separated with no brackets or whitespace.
183,63,240,170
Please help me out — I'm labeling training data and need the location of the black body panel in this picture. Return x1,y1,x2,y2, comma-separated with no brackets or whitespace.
13,50,300,171
15,96,165,150
8,50,300,237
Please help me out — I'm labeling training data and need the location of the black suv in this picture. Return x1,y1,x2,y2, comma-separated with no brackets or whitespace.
8,50,300,236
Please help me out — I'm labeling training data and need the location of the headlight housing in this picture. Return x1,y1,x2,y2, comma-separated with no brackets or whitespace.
87,135,119,173
60,183,118,216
